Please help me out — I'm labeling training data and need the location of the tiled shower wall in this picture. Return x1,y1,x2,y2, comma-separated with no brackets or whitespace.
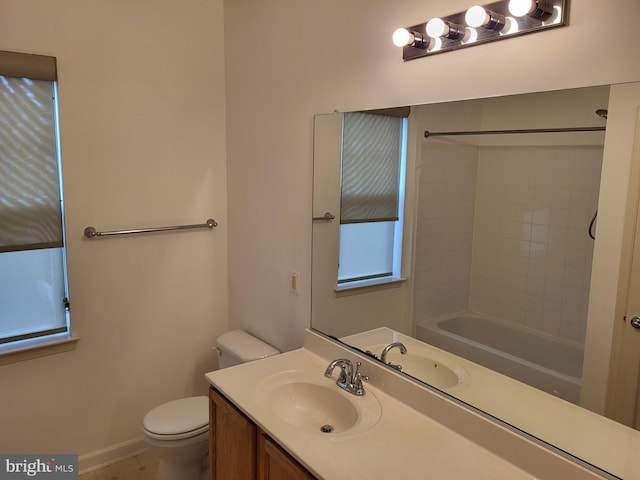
413,143,478,321
413,143,603,344
470,145,602,343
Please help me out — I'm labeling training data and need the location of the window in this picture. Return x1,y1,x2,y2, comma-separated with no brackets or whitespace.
0,51,70,351
337,111,407,285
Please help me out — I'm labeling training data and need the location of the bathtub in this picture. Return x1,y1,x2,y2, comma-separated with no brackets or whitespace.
415,313,584,404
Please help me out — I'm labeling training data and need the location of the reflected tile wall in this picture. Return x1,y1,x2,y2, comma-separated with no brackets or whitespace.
413,144,478,321
469,146,602,343
414,143,603,344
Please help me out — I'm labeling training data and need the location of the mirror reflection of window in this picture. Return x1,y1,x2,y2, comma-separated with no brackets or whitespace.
338,112,407,285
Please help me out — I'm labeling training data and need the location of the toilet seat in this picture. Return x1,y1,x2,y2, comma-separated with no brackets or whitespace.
143,396,209,441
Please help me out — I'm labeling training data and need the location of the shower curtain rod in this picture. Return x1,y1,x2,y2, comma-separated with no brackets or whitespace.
424,126,606,138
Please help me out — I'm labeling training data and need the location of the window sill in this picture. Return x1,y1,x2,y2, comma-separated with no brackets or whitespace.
334,276,407,296
0,334,80,366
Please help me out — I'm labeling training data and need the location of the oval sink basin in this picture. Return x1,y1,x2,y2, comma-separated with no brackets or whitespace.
256,370,382,436
388,352,460,388
369,344,468,390
269,382,359,433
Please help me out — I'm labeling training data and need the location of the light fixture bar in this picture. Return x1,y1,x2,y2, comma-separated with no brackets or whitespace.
395,0,568,61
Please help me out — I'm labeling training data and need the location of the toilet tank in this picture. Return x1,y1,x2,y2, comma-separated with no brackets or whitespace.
216,330,279,369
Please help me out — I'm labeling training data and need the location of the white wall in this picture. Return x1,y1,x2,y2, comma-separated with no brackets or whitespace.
582,82,640,412
224,0,640,353
0,0,228,460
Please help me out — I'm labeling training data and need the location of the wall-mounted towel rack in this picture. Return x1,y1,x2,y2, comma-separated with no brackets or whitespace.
312,212,336,222
424,126,606,138
84,218,218,239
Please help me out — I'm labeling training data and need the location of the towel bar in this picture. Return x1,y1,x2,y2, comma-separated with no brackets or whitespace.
84,218,217,238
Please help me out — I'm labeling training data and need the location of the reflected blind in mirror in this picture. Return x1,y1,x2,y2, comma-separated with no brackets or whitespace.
340,112,402,224
0,51,62,253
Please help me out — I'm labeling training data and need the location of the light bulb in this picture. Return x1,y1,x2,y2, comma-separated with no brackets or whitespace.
508,0,553,19
392,28,413,47
466,5,506,31
508,0,535,17
426,18,447,38
392,28,428,49
428,36,443,52
501,17,517,34
463,28,478,44
465,6,490,28
426,17,465,40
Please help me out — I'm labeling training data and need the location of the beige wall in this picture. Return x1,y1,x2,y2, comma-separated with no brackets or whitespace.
583,81,640,412
224,0,640,353
0,0,228,460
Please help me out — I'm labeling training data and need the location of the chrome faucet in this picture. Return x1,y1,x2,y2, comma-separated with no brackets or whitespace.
380,342,407,371
324,358,368,396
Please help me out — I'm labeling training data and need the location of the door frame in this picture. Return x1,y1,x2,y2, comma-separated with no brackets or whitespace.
606,109,640,426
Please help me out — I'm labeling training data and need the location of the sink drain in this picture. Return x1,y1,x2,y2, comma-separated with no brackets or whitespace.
320,424,334,433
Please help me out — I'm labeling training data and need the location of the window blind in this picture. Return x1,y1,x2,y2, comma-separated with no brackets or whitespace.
340,112,402,224
0,51,62,253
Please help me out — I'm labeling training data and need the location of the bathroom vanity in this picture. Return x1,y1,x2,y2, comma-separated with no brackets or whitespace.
205,329,613,480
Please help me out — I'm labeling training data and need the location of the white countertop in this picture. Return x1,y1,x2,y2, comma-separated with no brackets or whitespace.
205,330,609,480
343,327,640,480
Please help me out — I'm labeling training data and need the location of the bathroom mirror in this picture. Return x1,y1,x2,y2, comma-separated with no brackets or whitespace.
311,82,640,478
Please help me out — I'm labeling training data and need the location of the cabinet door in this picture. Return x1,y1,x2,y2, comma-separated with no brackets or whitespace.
257,431,315,480
210,387,257,480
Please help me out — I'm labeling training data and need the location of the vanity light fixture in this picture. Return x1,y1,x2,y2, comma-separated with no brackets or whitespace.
394,0,567,61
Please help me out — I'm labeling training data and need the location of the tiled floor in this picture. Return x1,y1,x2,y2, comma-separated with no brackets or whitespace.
79,450,158,480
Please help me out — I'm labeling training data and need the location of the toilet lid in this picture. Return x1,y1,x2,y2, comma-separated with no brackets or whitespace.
143,396,209,438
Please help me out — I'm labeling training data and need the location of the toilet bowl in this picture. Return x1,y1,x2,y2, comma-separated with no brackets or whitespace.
141,330,279,480
142,396,209,480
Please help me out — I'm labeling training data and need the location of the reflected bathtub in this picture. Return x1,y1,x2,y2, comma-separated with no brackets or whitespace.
415,313,584,403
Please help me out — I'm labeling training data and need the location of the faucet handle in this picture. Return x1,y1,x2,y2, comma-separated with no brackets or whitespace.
352,362,369,395
325,359,367,395
336,364,349,384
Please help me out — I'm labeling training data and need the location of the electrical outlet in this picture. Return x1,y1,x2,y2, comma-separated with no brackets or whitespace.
290,270,300,294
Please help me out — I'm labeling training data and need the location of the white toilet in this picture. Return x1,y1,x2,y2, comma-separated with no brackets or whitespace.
142,330,280,480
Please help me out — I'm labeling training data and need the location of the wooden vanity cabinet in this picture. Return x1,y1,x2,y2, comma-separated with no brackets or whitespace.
209,387,315,480
209,387,257,479
257,432,315,480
